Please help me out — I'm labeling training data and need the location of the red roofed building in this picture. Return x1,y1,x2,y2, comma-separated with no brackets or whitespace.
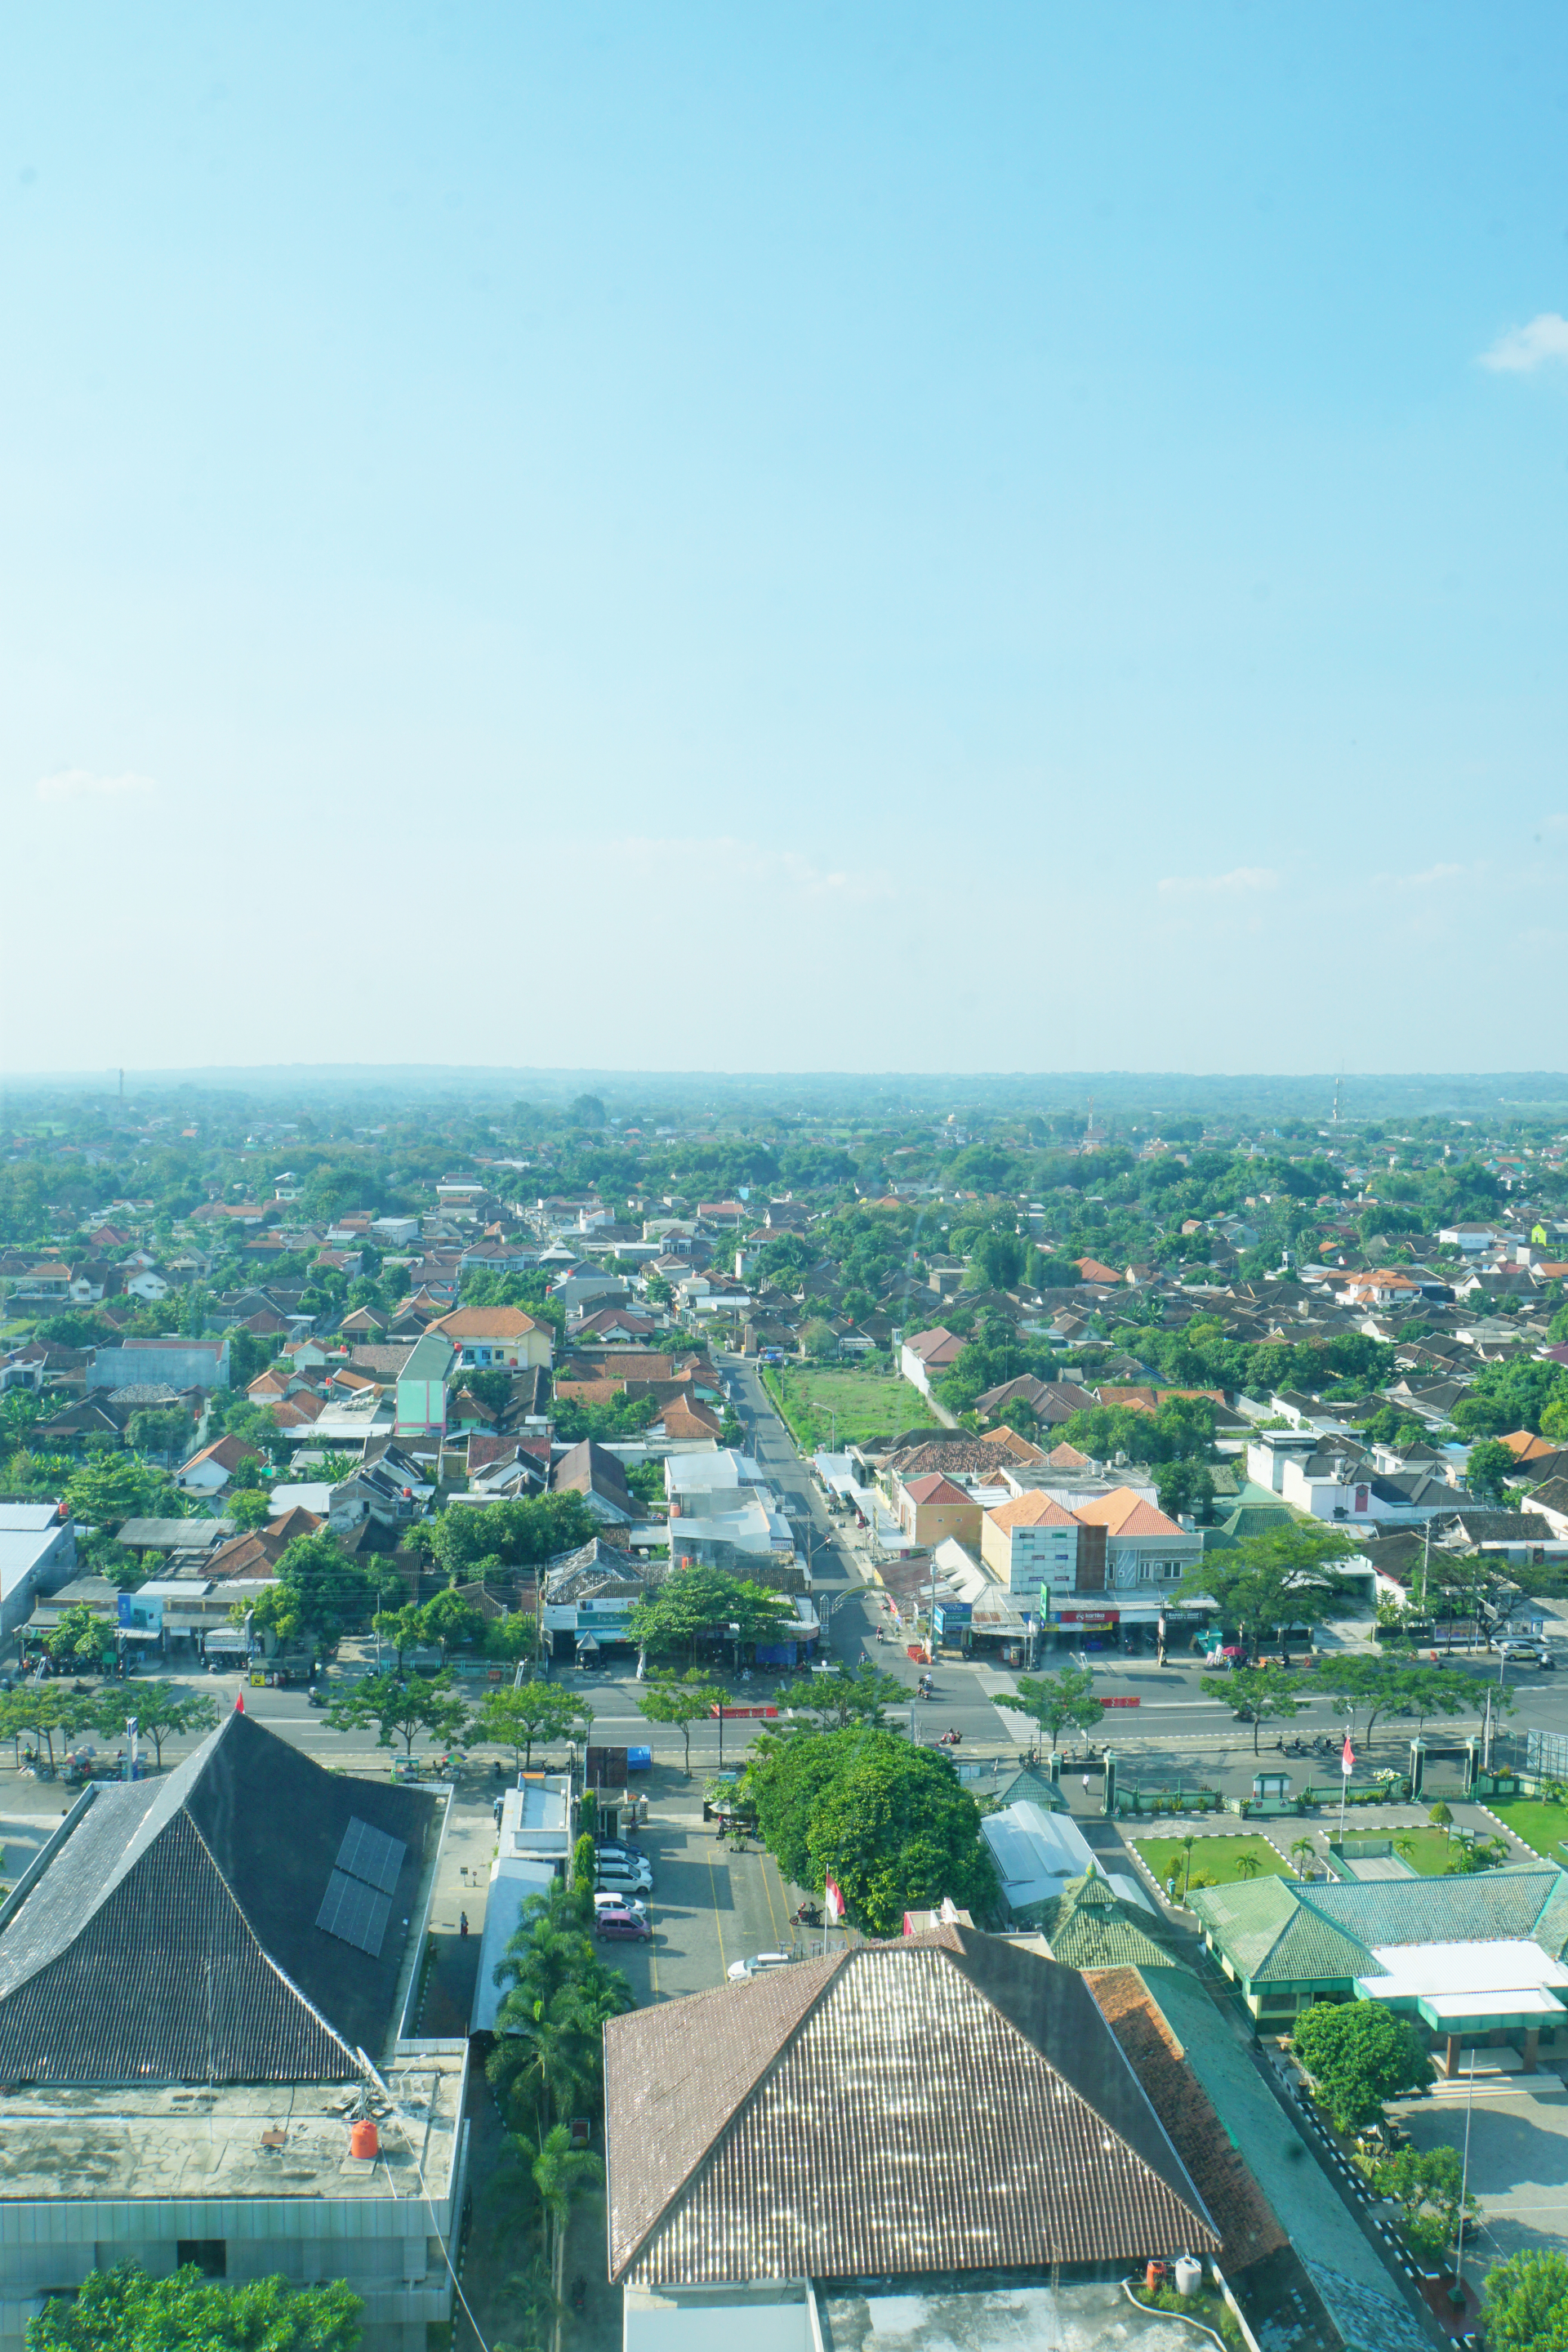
1073,1256,1123,1286
893,1469,983,1548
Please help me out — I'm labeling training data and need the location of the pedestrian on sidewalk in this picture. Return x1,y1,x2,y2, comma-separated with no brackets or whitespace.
1082,1774,1090,1798
459,1911,469,1938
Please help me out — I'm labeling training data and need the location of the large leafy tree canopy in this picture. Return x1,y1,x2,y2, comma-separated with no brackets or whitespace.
741,1726,992,1936
1481,2249,1568,2352
1174,1522,1359,1660
1293,1998,1432,2131
628,1565,795,1664
26,2263,363,2352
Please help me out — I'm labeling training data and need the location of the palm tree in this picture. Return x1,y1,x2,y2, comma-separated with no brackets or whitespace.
1289,1837,1316,1880
1393,1832,1417,1869
532,2123,604,2352
1178,1833,1197,1901
1233,1852,1263,1882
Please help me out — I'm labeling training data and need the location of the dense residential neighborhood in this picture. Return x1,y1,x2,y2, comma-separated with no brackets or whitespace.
3,1075,1568,2351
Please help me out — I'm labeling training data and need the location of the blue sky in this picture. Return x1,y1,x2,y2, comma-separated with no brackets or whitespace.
4,3,1566,1076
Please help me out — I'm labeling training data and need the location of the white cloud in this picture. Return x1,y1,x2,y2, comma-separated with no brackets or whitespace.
1156,866,1278,898
34,768,157,801
1478,314,1568,373
599,834,894,906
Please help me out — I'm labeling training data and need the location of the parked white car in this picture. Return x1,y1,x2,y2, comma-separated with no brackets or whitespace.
726,1950,795,1981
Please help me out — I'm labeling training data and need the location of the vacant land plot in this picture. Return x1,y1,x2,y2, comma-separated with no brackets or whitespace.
1486,1797,1568,1864
763,1363,932,1450
1134,1833,1294,1895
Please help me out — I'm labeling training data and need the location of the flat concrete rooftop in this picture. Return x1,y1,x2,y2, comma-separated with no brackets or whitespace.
0,2056,465,2206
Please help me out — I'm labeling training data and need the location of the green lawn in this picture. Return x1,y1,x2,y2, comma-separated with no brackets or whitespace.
1482,1797,1568,1864
1133,1833,1293,1896
1343,1826,1464,1876
762,1363,933,1450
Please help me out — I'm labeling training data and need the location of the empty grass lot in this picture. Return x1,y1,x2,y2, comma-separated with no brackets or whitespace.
763,1362,933,1450
1134,1833,1293,1896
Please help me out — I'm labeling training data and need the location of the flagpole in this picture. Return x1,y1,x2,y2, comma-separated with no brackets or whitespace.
1339,1730,1352,1842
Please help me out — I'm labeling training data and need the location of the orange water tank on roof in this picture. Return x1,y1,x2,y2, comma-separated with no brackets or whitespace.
350,2119,379,2160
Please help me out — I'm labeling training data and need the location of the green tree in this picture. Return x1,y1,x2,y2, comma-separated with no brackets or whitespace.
1174,1521,1358,1665
3,1686,98,1768
45,1603,112,1671
802,1317,838,1361
1293,1998,1432,2131
419,1588,483,1664
1465,1438,1518,1506
62,1454,167,1535
741,1724,992,1935
1289,1836,1316,1878
482,1608,538,1664
532,2122,604,2352
1201,1663,1303,1756
26,2262,363,2352
125,1407,188,1458
1481,2248,1568,2350
1013,1664,1106,1754
782,1658,906,1731
635,1670,724,1775
373,1602,427,1672
427,1490,594,1580
472,1682,593,1771
227,1486,274,1533
266,1531,380,1650
627,1564,794,1668
488,1883,634,2140
324,1670,471,1757
1154,1454,1216,1522
91,1682,220,1766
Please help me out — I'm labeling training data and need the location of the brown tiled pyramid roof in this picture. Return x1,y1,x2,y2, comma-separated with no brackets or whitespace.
604,1927,1218,2285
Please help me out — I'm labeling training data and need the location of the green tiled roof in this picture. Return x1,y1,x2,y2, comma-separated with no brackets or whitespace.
1192,1862,1568,1986
1022,1873,1192,1974
1189,1878,1369,1984
989,1763,1067,1814
1138,1969,1426,2331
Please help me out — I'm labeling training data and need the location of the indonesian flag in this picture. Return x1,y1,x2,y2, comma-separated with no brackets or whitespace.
1341,1732,1355,1777
825,1875,844,1924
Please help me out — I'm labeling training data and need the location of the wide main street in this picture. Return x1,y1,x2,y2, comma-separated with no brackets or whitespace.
17,1356,1568,1802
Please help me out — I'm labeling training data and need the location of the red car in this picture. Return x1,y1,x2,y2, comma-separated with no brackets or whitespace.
595,1907,653,1942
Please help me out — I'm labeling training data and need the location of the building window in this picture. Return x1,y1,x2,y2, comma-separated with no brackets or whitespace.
177,2241,226,2278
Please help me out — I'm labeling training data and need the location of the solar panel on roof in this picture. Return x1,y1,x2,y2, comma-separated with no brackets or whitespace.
314,1869,392,1958
334,1816,407,1894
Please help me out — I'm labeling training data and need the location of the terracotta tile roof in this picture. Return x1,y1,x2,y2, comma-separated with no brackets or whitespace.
180,1434,263,1477
1071,1486,1185,1539
902,1472,971,1505
657,1399,723,1439
1074,1257,1123,1285
1086,1967,1287,2274
606,1931,1217,2287
987,1490,1079,1531
983,1426,1047,1464
426,1306,541,1340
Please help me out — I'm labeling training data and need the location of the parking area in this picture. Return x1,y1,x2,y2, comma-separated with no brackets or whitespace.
1396,2082,1568,2267
604,1789,835,2000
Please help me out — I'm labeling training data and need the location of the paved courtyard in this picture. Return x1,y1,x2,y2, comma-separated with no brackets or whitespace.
1396,2080,1568,2270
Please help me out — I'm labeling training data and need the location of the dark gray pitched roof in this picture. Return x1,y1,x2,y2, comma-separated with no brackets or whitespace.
0,1711,438,2084
604,1928,1218,2287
